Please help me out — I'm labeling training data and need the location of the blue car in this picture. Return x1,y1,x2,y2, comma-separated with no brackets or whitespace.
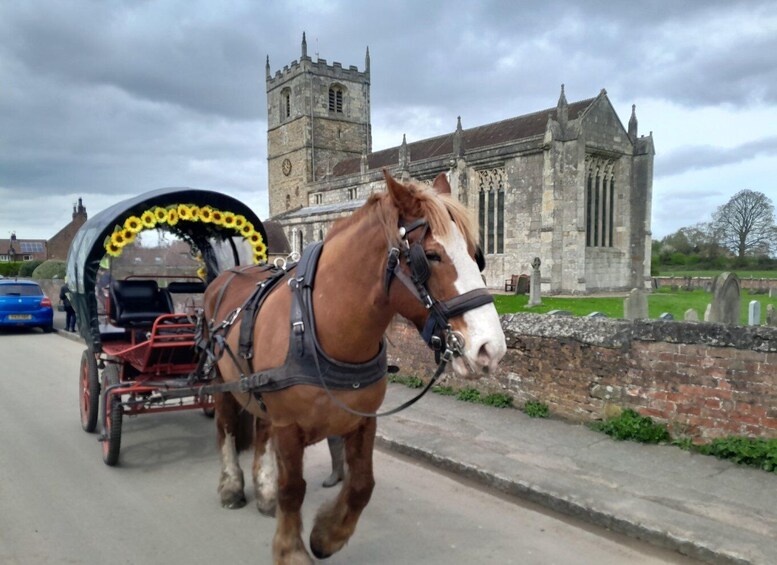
0,279,54,332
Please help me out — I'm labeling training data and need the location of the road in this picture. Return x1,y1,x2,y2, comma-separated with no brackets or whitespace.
0,330,697,565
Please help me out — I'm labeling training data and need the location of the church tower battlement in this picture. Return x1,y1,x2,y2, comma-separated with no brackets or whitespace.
266,33,371,217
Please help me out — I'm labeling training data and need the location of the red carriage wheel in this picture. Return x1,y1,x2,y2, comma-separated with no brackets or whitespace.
79,350,100,433
101,364,123,466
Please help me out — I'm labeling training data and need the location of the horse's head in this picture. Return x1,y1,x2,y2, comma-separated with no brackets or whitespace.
382,170,506,377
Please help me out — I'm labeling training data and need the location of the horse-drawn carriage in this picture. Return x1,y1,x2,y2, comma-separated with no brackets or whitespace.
69,172,506,563
67,187,269,465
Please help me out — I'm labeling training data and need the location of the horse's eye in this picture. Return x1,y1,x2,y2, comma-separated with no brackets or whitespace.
425,252,442,263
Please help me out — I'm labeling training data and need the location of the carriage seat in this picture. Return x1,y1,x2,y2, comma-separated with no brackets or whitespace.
110,280,174,327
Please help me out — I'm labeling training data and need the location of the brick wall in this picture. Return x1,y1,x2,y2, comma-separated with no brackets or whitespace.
387,314,777,441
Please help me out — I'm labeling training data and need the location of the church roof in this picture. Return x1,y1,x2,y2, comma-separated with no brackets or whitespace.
280,199,366,220
332,97,595,177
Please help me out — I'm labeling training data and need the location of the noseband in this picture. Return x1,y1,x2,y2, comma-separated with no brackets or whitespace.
384,218,494,362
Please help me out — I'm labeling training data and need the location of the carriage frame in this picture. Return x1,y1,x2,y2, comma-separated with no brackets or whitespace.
67,187,268,465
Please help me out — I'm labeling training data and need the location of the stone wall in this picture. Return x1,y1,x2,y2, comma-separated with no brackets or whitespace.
387,314,777,441
654,276,776,293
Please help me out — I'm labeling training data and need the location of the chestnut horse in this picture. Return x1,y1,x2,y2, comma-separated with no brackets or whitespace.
203,170,506,564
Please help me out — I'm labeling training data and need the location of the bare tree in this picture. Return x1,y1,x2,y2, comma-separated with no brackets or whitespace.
711,190,776,258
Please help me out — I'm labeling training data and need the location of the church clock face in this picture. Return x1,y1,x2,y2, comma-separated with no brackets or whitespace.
282,158,292,176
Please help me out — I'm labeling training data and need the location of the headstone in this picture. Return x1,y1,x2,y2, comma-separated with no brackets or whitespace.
548,309,572,316
527,257,542,307
766,304,776,326
515,274,530,295
748,300,761,326
770,287,777,298
703,303,712,321
709,272,740,325
624,288,648,320
587,311,607,318
659,312,674,321
684,308,699,321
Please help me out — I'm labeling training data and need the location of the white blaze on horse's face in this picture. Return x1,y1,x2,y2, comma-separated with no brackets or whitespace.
436,221,506,376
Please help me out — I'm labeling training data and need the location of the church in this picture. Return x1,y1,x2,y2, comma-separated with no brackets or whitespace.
266,35,654,294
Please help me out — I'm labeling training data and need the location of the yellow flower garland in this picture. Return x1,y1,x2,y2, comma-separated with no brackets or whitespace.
103,204,268,265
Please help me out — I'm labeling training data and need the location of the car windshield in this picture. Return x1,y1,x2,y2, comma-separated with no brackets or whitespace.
0,284,43,297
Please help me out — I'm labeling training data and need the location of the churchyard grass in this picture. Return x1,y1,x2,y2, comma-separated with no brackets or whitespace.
494,288,777,325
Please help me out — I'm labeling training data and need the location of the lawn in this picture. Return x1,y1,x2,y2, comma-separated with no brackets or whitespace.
494,288,777,325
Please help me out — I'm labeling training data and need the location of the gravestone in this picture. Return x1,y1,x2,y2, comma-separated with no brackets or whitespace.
659,312,674,321
704,303,712,321
770,287,777,298
587,311,607,318
527,257,542,307
515,274,530,295
767,304,776,326
748,300,761,326
684,308,699,321
709,272,740,325
548,309,572,316
624,288,648,320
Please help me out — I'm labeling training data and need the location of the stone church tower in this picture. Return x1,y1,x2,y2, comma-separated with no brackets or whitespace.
266,33,371,217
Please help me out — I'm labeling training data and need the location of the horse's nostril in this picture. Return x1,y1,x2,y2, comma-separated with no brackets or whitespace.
477,343,491,366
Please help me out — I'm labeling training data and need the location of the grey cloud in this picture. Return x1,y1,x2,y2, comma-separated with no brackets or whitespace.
657,136,777,177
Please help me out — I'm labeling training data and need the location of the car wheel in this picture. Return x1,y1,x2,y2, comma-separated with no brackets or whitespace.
42,325,53,333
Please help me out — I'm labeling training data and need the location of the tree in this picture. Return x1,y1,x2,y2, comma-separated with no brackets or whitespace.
711,190,776,259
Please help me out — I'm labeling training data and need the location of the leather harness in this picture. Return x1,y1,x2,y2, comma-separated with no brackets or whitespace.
196,217,493,418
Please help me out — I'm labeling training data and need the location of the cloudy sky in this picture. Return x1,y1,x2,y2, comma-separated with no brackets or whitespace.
2,0,776,242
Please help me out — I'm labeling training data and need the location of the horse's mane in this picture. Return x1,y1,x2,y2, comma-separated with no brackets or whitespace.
326,179,478,251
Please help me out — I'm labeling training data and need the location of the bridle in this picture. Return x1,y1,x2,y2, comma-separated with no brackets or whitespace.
383,218,494,363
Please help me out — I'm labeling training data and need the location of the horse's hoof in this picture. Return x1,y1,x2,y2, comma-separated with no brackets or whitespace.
322,472,344,488
257,499,277,517
310,541,333,560
220,492,247,509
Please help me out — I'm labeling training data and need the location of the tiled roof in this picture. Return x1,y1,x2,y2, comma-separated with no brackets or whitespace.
332,98,594,177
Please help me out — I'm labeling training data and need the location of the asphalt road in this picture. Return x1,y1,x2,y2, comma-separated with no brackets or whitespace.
0,330,698,564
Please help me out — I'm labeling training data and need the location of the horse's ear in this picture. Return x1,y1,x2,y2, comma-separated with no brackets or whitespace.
383,168,415,213
432,172,451,195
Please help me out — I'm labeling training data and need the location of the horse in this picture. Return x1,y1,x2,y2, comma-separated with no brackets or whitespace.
203,169,506,564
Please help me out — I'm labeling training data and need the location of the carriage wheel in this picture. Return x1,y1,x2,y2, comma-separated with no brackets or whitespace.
79,350,100,433
101,365,123,466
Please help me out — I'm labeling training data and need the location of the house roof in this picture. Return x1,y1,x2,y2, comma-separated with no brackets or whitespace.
0,238,47,255
332,98,595,177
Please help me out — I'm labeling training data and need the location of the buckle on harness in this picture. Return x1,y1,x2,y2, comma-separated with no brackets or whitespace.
292,321,304,334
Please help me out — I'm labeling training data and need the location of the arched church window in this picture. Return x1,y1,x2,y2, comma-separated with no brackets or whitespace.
477,167,506,255
281,88,291,120
585,157,616,248
328,85,344,113
285,194,291,210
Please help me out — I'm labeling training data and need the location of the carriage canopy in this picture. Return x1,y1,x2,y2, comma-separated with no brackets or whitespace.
66,187,267,351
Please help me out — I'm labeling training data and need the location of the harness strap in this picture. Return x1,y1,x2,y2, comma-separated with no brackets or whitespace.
237,267,288,359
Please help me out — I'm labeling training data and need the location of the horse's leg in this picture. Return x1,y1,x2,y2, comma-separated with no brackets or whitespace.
252,417,277,516
272,425,312,565
322,435,345,488
216,392,252,509
309,418,376,559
